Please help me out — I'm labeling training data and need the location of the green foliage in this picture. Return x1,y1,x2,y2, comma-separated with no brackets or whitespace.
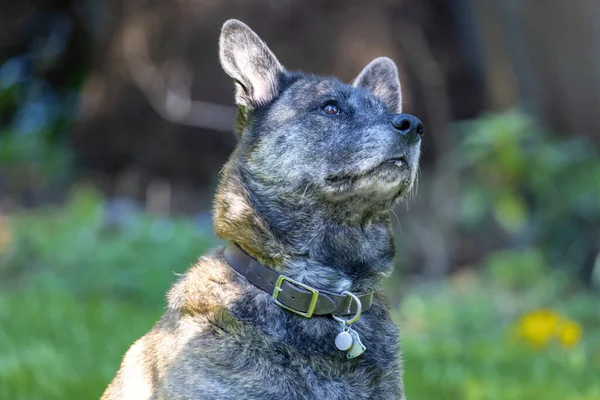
0,130,71,180
457,110,600,277
398,272,600,400
484,248,546,290
0,54,80,191
0,189,220,399
1,189,599,399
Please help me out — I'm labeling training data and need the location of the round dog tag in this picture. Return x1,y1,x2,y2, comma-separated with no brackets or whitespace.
335,330,353,351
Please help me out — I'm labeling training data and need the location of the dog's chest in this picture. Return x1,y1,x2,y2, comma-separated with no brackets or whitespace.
183,294,399,399
156,260,401,399
164,321,397,400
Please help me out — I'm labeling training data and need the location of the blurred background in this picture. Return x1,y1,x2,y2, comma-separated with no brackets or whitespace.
1,0,599,399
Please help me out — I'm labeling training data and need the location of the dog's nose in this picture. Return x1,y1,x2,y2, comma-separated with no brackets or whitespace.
391,114,424,143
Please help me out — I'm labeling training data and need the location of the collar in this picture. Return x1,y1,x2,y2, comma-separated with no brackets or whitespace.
223,242,373,318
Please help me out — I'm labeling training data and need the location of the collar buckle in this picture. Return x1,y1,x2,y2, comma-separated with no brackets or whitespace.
272,275,319,318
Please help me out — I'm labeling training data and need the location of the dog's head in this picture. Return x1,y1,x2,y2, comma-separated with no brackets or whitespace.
218,19,422,219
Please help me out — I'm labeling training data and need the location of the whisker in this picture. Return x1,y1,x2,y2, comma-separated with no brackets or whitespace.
391,207,403,235
300,182,310,202
391,207,400,226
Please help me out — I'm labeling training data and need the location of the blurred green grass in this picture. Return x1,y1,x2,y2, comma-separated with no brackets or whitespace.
1,189,599,400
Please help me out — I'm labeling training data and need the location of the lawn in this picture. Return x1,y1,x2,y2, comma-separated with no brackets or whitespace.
1,189,599,399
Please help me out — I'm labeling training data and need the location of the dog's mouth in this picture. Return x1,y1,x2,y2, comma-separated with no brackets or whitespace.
325,156,408,186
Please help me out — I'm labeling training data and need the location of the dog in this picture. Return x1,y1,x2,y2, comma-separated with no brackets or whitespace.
101,19,422,400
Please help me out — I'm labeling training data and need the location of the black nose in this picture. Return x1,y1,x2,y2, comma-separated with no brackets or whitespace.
391,114,424,142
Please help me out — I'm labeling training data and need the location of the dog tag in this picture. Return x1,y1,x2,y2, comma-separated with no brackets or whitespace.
335,329,353,351
346,329,366,359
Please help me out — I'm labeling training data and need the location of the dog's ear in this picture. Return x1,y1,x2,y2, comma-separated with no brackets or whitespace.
352,57,402,113
219,20,284,109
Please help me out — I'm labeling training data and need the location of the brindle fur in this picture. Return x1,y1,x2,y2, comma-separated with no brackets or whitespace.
102,19,421,400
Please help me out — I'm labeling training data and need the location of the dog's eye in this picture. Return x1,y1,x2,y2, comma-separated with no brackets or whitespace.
321,102,340,115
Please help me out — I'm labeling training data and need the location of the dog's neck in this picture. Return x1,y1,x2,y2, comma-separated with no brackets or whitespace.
214,162,395,293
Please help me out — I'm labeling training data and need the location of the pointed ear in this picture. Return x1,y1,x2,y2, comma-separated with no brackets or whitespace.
352,57,402,113
219,20,284,109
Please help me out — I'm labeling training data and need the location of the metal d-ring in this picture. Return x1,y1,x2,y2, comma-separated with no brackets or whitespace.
332,291,362,326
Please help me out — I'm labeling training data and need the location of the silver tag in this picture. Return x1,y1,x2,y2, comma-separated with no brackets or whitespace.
346,329,366,359
335,329,353,351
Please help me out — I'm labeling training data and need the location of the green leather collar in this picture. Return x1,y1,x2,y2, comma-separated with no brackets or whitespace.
223,242,373,318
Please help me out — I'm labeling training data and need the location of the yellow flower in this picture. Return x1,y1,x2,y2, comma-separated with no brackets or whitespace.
518,309,559,347
557,319,582,348
516,309,582,349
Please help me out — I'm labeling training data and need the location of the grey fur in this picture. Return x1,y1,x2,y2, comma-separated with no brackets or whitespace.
353,57,403,114
219,20,284,109
102,19,422,400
